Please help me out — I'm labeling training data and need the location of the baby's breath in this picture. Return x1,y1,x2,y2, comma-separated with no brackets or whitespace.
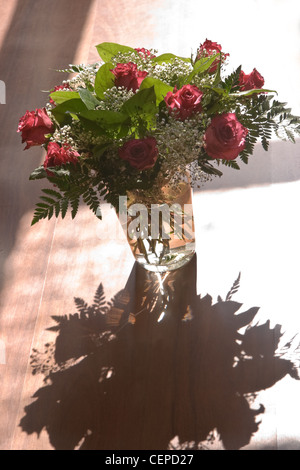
156,112,206,165
111,50,156,68
67,63,101,89
96,86,135,112
50,125,76,147
150,59,193,86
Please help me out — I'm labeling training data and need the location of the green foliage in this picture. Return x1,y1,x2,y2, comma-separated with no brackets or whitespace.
51,98,88,125
49,90,81,104
237,95,300,162
56,64,92,74
185,55,218,84
78,88,101,110
221,65,242,93
94,62,115,99
151,53,191,65
25,41,300,225
96,42,138,62
31,163,106,225
120,86,156,116
139,77,173,105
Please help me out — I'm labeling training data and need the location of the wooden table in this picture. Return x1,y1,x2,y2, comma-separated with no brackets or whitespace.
1,0,300,450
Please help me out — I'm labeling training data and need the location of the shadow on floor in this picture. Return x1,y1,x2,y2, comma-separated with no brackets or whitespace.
19,255,300,450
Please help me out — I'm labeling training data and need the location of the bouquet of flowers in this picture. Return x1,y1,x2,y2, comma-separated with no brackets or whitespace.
18,40,300,226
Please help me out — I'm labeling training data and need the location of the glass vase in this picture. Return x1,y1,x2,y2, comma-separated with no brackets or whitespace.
119,178,195,273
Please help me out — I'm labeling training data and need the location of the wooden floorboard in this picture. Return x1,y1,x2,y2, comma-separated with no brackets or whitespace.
1,0,300,451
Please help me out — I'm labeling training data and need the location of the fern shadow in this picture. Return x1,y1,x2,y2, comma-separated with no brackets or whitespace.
20,255,300,450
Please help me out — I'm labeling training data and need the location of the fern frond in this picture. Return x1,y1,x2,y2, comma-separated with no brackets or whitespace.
221,65,242,93
56,64,89,74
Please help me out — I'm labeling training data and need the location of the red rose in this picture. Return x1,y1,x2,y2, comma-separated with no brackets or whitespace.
197,39,229,73
49,83,72,105
118,137,158,170
44,142,79,174
239,68,264,91
17,108,54,150
164,85,203,120
204,113,248,160
134,48,156,59
110,62,148,92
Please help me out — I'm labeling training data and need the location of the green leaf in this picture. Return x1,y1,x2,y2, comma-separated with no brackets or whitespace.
221,65,241,93
60,198,69,219
44,166,71,177
121,86,157,117
92,143,113,158
139,77,173,105
198,160,223,177
213,53,222,87
40,196,58,204
78,109,129,125
35,202,50,209
151,53,191,64
229,88,277,98
77,110,130,135
71,197,80,219
203,86,226,96
96,42,138,62
78,87,101,110
49,90,80,104
185,54,218,83
51,98,88,124
42,188,62,199
94,62,115,99
29,165,48,180
222,159,240,170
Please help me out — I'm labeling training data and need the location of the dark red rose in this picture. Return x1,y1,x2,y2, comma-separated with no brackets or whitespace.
44,142,79,175
239,68,265,91
17,108,54,150
134,47,156,59
110,62,148,92
49,83,72,105
197,39,229,73
118,137,158,170
164,85,203,121
204,113,248,160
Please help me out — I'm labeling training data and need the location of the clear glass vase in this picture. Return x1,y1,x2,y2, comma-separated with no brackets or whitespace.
119,178,195,273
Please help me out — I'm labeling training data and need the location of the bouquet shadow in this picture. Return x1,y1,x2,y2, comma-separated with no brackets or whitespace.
20,255,300,450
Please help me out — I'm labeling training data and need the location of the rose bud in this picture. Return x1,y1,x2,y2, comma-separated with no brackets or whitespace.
17,108,54,150
197,39,229,73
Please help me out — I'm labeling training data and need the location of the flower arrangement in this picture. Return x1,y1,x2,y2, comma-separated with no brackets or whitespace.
18,40,300,226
